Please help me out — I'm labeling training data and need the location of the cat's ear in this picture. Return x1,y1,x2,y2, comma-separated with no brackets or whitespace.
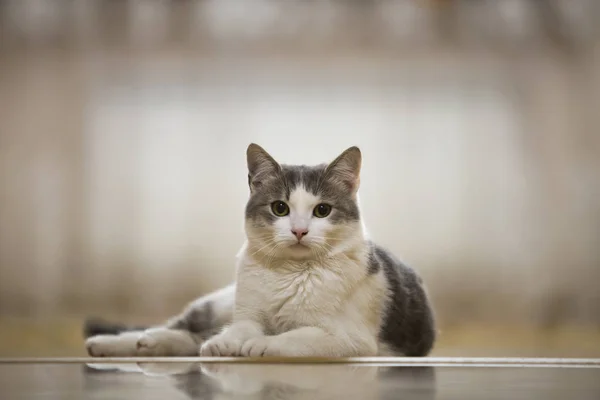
246,143,281,192
324,146,361,194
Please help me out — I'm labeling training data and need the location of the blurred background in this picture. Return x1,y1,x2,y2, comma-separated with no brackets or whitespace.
0,0,599,357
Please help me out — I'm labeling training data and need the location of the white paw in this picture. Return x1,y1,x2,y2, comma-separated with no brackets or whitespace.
239,336,281,357
86,329,198,357
136,328,199,356
200,335,243,357
134,332,172,356
86,332,141,357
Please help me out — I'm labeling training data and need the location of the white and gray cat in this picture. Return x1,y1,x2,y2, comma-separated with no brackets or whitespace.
85,144,436,357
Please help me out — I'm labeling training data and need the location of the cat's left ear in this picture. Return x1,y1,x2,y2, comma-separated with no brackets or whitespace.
324,146,361,194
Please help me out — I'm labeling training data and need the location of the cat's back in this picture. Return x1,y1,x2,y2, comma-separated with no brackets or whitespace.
367,242,436,356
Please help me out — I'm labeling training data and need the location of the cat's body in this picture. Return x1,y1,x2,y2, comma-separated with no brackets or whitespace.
85,145,436,358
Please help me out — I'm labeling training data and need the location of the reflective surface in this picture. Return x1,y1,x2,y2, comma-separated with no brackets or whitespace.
0,360,599,400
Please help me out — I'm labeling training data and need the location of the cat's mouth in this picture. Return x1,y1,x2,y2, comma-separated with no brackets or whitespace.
289,242,310,250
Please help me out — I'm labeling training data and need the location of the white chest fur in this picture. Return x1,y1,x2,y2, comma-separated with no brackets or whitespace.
236,251,368,335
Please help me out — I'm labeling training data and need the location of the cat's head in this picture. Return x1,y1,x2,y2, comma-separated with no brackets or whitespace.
244,143,364,263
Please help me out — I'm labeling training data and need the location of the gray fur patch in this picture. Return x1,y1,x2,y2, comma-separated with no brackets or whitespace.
82,318,148,338
368,243,436,356
366,243,381,275
169,302,214,335
186,302,214,334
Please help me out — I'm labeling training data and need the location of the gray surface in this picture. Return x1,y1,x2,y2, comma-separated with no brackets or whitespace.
0,361,599,400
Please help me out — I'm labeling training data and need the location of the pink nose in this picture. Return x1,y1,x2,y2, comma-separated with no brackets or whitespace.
291,229,308,241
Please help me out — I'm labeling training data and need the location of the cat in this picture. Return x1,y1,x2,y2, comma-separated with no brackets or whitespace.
85,144,436,358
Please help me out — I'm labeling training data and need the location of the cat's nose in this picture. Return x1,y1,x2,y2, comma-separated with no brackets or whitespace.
291,229,309,241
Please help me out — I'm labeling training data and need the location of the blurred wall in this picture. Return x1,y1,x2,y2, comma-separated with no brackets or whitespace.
0,0,599,330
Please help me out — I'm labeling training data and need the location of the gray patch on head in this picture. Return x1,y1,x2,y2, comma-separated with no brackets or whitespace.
280,164,325,198
371,243,436,357
245,163,360,225
317,175,360,223
244,172,285,225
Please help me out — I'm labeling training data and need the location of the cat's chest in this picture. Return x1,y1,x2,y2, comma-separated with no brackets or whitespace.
260,261,353,332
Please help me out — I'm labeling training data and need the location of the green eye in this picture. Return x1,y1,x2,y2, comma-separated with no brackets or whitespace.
271,201,290,217
313,203,332,218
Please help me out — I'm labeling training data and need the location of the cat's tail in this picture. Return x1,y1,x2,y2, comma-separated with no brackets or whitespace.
83,317,148,338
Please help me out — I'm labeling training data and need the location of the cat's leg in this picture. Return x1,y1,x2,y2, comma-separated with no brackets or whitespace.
126,283,237,356
239,324,378,357
199,320,263,356
85,325,200,357
199,282,267,357
165,283,235,339
86,283,236,357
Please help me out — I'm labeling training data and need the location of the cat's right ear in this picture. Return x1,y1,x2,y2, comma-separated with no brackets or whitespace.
246,143,280,192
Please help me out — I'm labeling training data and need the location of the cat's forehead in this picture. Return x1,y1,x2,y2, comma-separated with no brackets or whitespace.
280,164,327,197
288,186,320,210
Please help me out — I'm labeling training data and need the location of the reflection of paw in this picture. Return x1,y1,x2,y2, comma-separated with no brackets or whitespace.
84,362,198,375
137,362,198,376
200,362,234,378
239,336,281,357
85,362,144,373
200,364,264,394
200,335,243,356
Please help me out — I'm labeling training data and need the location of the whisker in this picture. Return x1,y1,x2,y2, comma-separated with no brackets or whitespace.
250,239,279,257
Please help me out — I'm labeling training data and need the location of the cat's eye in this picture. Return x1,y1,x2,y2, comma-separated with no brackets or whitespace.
271,201,290,217
313,203,332,218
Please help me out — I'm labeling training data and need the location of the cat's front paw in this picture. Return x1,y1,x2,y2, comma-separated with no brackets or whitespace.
200,335,243,357
239,336,282,357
